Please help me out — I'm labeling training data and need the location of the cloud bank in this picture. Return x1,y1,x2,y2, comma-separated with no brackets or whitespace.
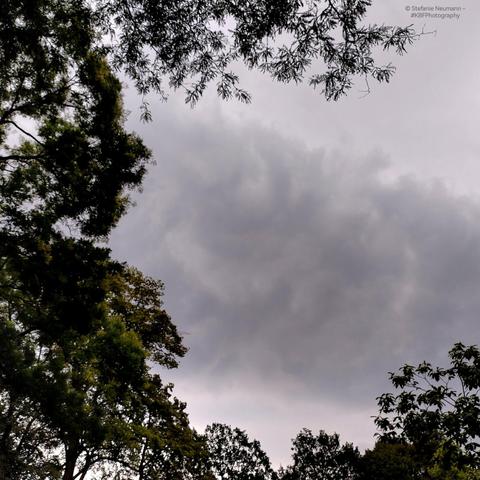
111,109,480,464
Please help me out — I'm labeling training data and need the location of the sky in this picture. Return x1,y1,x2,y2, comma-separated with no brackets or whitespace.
110,0,480,467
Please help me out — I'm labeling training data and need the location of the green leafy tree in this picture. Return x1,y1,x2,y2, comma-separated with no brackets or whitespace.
1,0,424,478
375,343,480,476
426,439,480,480
205,423,277,480
0,394,62,479
0,265,207,480
0,9,157,472
358,441,420,480
280,428,360,480
358,438,480,480
0,3,181,478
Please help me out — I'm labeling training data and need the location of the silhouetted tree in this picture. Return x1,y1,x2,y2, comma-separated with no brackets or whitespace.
280,429,360,480
205,423,277,480
375,343,480,476
358,441,419,480
99,0,420,106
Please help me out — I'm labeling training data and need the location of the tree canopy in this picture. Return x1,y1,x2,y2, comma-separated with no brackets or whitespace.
358,441,419,480
375,343,480,477
1,0,420,128
100,0,419,106
0,0,424,478
279,429,359,480
204,423,276,480
0,263,204,479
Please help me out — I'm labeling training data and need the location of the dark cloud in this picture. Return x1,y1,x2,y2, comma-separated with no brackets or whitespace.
108,1,480,465
110,108,480,462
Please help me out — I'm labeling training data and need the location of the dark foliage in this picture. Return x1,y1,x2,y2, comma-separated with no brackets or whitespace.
0,1,421,478
376,343,480,475
205,423,277,480
280,428,360,480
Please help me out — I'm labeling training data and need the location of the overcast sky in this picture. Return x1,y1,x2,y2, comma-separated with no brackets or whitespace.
110,0,480,467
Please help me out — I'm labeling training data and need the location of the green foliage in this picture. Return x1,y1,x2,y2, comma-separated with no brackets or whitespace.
0,2,178,477
205,423,276,480
358,441,419,480
0,393,63,479
0,0,422,478
0,263,202,479
106,267,187,367
1,0,422,123
375,343,480,475
427,439,480,480
0,260,195,478
280,428,360,480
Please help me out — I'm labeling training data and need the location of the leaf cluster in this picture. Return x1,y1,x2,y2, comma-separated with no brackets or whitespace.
94,0,421,105
375,343,480,473
0,1,425,478
280,428,360,480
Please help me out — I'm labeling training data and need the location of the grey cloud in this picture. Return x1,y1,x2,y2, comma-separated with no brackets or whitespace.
108,1,480,465
116,112,480,390
111,107,480,461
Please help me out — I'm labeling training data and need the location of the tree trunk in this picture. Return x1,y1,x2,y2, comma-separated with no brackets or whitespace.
62,445,79,480
0,405,14,480
0,452,7,480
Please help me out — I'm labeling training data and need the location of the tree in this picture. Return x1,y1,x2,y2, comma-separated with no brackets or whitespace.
99,0,421,106
358,441,420,480
359,439,480,480
205,423,277,480
280,428,360,480
1,1,422,131
375,343,480,476
426,439,480,480
0,265,209,480
1,0,422,477
0,8,157,473
0,3,178,477
0,393,63,479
